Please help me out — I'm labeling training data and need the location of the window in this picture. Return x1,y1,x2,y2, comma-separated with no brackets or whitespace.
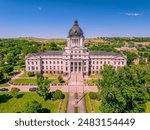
57,61,59,64
108,61,110,64
46,66,48,69
28,62,30,65
54,66,55,69
53,61,55,64
118,62,120,65
61,61,63,64
93,61,95,64
32,66,35,70
100,61,102,64
46,61,48,64
28,67,30,70
97,61,98,64
49,61,51,64
122,61,124,64
114,61,116,65
42,61,44,64
32,62,34,65
66,67,68,71
36,67,38,70
36,62,38,65
96,66,98,69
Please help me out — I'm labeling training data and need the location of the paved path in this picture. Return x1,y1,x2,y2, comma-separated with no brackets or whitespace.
67,72,86,113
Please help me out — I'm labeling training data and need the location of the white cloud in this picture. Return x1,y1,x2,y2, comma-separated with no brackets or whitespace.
125,13,141,16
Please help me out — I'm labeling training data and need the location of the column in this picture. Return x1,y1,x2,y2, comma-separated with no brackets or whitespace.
77,62,79,72
73,62,75,72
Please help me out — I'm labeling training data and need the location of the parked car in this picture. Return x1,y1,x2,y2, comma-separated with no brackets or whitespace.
0,88,9,92
29,87,38,92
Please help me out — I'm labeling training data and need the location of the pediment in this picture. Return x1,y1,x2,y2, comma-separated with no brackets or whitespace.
70,46,83,50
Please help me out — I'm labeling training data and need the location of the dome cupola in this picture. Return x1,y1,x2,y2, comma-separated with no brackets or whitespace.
68,20,84,37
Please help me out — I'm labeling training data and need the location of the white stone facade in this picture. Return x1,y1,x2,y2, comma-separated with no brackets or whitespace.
25,21,127,76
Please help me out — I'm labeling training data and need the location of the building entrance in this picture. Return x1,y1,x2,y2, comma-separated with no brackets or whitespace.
70,62,82,72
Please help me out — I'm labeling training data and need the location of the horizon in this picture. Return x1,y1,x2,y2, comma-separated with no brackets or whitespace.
0,0,150,38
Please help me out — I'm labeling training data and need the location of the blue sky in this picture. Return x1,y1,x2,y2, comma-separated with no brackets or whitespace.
0,0,150,38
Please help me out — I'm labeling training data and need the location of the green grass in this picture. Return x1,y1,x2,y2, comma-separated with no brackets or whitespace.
61,93,68,113
84,93,101,113
20,72,36,78
89,74,98,79
86,80,97,86
44,74,61,79
89,73,102,79
91,100,101,113
0,92,68,113
0,83,10,87
146,101,150,113
84,93,92,113
12,79,37,84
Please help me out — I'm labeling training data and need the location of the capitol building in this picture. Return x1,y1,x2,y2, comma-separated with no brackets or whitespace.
25,20,127,77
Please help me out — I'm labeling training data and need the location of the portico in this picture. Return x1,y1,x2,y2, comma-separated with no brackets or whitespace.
70,61,83,72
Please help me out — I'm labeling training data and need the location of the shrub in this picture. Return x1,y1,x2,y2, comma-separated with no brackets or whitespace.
11,87,20,98
27,72,35,77
58,75,64,83
24,100,42,113
52,90,64,101
89,92,97,100
11,87,20,92
97,92,101,101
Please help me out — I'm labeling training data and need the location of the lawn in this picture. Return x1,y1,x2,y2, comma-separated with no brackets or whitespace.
146,101,150,113
44,74,61,79
86,80,97,86
12,79,37,84
0,92,68,113
0,83,10,87
20,72,36,78
61,93,68,113
89,73,102,79
84,93,101,113
84,93,92,113
91,100,101,113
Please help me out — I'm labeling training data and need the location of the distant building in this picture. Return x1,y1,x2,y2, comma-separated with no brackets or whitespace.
115,47,137,51
25,20,127,77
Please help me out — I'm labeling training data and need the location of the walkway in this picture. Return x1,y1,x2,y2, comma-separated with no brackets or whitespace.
67,72,85,113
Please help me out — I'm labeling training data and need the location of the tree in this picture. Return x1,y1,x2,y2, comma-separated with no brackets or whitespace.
52,90,64,101
100,65,148,113
36,74,50,100
2,65,14,73
4,53,14,64
146,85,150,100
0,71,4,82
24,100,42,113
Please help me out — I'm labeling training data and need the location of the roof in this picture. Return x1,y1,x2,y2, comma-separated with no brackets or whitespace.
26,51,63,58
89,51,125,57
68,20,84,37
